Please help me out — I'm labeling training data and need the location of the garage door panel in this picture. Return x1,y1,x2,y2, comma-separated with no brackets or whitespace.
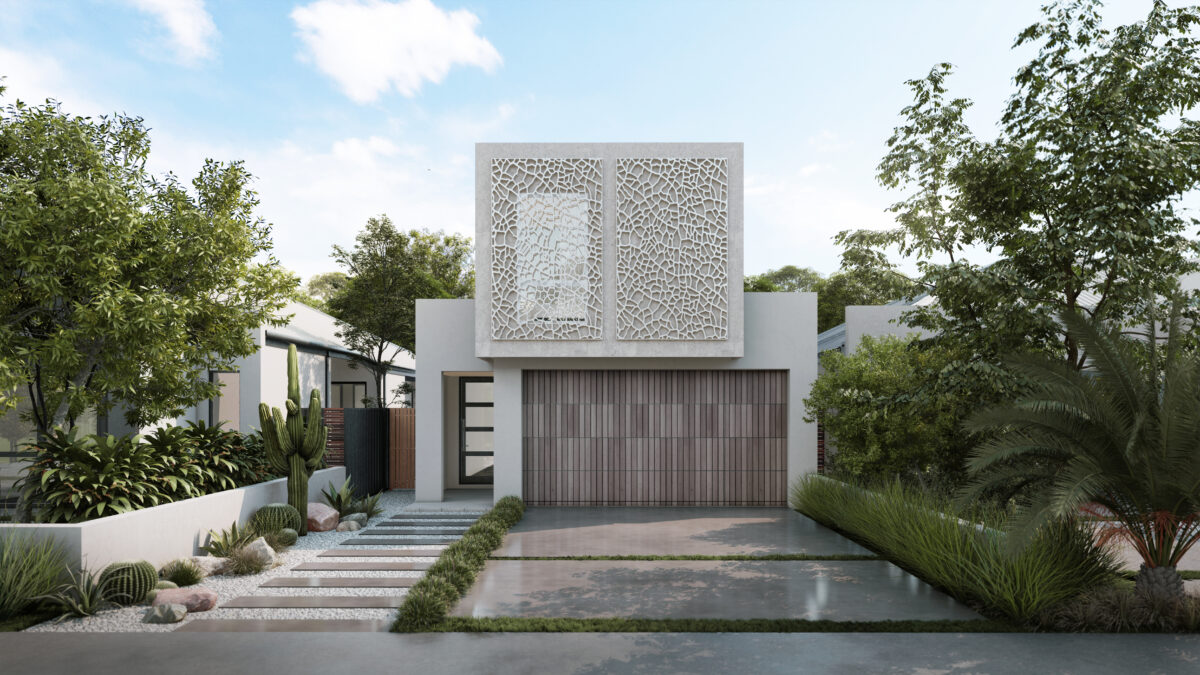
523,370,787,506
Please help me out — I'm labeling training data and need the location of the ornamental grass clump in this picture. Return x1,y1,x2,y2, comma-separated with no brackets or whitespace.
159,559,204,587
0,533,66,619
790,475,1117,623
392,496,526,632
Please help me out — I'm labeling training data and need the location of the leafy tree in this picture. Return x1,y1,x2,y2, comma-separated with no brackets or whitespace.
805,335,975,490
327,216,472,407
742,275,779,292
964,307,1200,602
743,263,915,332
0,92,295,434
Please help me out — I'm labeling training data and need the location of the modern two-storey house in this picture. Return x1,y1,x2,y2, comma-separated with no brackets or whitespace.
415,143,817,506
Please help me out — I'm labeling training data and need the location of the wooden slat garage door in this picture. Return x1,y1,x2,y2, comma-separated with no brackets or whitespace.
522,370,787,506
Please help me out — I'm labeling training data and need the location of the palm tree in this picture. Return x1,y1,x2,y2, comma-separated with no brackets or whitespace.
962,304,1200,602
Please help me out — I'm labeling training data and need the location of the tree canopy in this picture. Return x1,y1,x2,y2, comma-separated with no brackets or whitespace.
326,215,473,407
744,264,915,332
0,90,296,433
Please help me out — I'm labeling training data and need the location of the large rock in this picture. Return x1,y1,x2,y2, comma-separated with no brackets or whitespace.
143,603,187,624
241,537,279,567
307,502,340,532
153,587,218,612
188,556,230,577
336,520,361,532
342,512,368,526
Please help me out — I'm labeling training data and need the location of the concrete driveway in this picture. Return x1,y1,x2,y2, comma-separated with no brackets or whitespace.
456,507,980,621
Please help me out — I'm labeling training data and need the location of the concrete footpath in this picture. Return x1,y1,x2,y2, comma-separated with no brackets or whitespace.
2,632,1198,674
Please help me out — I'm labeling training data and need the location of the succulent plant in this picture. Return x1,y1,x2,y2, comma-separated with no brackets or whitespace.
250,503,302,534
274,528,299,547
98,560,157,605
259,344,327,535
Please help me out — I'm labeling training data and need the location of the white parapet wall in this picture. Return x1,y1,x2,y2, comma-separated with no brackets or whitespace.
0,466,345,570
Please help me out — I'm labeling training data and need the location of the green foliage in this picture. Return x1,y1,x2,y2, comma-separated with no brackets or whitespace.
250,503,303,534
352,492,383,519
17,429,205,522
158,559,203,587
320,477,355,515
1039,586,1200,633
392,496,525,632
806,336,976,489
201,521,257,557
744,265,915,332
963,307,1200,599
0,532,66,619
327,216,473,405
295,271,349,312
0,93,295,433
259,343,327,535
842,0,1200,383
791,476,1118,623
178,421,276,489
226,546,268,575
97,560,157,605
36,566,115,621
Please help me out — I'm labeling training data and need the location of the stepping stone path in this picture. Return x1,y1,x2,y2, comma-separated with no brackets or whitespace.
175,511,483,633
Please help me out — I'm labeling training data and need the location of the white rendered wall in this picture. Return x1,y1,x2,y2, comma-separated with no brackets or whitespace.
417,293,817,504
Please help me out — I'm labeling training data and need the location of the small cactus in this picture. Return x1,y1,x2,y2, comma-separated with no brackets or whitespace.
250,503,302,534
99,560,157,605
275,528,299,547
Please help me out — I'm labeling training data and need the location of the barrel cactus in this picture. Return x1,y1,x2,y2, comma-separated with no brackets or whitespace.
275,528,299,547
99,560,157,605
259,344,328,535
251,503,303,534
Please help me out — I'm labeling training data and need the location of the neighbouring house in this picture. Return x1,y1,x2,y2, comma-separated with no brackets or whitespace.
415,143,818,506
0,301,414,500
816,295,936,356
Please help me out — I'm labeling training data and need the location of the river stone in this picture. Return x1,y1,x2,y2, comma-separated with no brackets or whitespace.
241,537,279,567
336,520,362,532
188,556,230,577
153,587,218,612
342,512,368,526
307,502,339,532
143,603,187,624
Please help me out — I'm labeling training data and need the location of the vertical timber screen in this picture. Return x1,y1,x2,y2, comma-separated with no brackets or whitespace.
389,408,415,489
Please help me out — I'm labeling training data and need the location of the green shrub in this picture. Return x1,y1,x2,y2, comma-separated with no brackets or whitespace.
265,528,299,551
1039,586,1200,632
250,503,303,534
351,492,383,519
201,521,256,557
98,560,157,605
0,533,66,619
17,429,205,522
226,546,269,576
392,496,525,632
36,566,115,621
159,559,203,587
790,475,1117,623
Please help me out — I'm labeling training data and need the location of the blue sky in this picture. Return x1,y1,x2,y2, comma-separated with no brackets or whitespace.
0,0,1191,282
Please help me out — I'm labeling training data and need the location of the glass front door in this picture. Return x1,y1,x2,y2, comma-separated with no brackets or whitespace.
459,376,494,484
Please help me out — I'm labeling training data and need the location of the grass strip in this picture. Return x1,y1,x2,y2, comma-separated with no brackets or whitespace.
489,554,882,561
431,616,1020,633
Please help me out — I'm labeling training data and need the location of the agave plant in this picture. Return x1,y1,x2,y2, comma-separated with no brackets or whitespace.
201,521,257,558
321,477,356,516
36,566,115,621
963,304,1200,602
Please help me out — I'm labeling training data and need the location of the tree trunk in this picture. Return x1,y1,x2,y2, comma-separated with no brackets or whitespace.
1135,563,1185,602
288,453,310,536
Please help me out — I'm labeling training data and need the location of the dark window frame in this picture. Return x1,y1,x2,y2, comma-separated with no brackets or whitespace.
331,381,368,409
459,376,494,485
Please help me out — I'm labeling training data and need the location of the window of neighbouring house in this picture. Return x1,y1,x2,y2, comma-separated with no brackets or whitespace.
332,382,368,409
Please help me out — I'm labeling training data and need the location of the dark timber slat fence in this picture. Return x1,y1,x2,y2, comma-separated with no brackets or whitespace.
342,408,389,496
522,370,788,506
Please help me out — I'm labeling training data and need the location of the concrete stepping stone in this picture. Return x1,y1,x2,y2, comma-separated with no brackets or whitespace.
177,619,390,632
260,576,419,588
342,537,459,546
223,596,406,609
293,561,432,571
357,528,468,535
387,513,482,519
317,548,444,558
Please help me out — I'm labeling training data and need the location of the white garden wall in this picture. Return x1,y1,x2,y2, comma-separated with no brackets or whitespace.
0,466,345,570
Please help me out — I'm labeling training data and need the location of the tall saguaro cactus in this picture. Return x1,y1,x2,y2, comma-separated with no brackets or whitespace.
259,344,327,535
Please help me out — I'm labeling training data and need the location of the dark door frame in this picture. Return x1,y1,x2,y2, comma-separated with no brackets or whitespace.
459,376,495,485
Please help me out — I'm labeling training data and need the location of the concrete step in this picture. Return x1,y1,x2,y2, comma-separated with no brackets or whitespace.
357,528,468,536
260,576,419,588
317,548,444,558
293,561,432,572
342,537,459,546
222,595,406,609
177,619,390,632
385,513,483,520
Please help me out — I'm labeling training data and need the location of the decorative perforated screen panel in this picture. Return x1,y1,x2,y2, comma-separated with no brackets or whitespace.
616,158,729,341
490,158,603,340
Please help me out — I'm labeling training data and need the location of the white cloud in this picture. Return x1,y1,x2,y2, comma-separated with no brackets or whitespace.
291,0,502,103
0,46,106,113
127,0,218,64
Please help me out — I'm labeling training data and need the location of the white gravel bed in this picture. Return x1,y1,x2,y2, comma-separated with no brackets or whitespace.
189,608,396,621
26,490,420,633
